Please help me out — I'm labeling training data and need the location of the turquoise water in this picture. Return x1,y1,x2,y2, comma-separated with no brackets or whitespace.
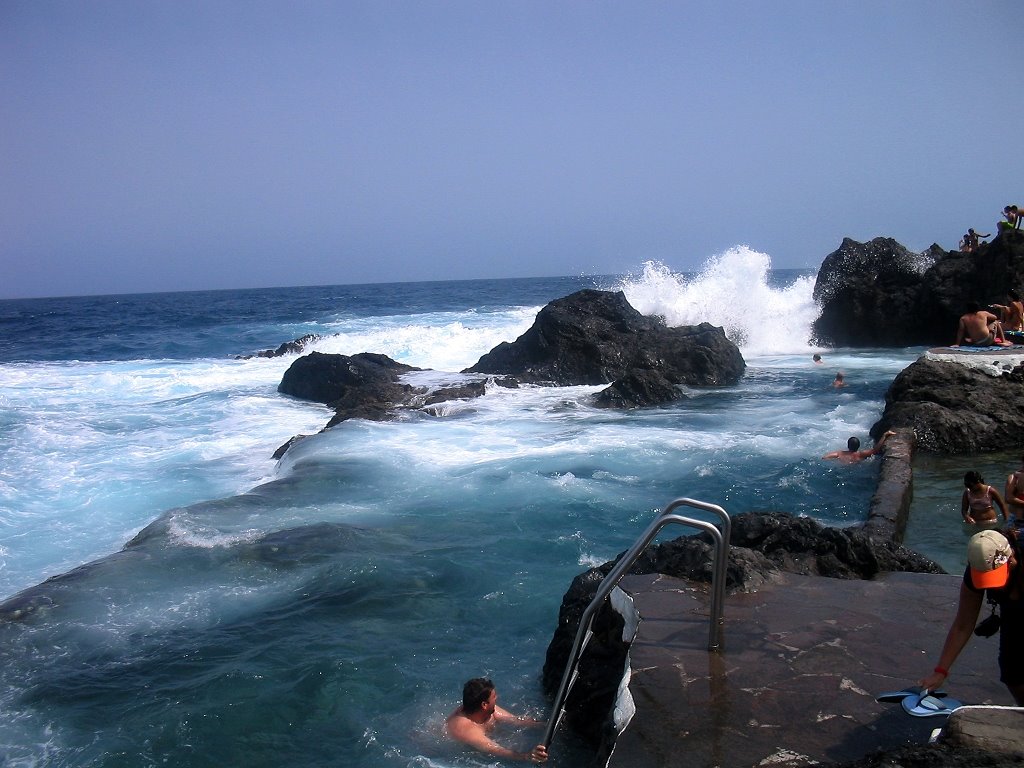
0,249,920,767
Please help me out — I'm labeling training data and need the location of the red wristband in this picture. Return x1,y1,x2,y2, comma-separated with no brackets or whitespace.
934,666,949,677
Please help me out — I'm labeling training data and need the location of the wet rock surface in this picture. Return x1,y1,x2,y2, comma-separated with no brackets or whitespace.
542,512,943,751
605,571,1018,768
871,357,1024,454
236,333,322,359
465,289,745,393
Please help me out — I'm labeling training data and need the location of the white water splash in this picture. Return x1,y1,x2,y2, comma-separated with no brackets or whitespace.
614,247,820,357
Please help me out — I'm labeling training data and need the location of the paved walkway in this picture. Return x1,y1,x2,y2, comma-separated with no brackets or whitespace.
606,571,1016,768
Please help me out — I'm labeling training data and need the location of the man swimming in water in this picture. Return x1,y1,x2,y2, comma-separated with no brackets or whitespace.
446,678,548,763
822,430,896,464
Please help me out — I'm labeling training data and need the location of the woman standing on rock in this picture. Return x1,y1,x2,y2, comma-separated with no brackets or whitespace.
921,529,1024,705
961,471,1009,526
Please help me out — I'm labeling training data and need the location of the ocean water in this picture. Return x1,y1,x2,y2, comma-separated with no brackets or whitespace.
0,247,928,767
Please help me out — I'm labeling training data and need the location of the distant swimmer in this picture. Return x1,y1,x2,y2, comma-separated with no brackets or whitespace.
822,431,896,464
446,678,548,763
812,353,823,364
832,371,847,388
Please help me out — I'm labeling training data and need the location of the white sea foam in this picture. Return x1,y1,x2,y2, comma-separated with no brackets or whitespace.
615,247,819,357
312,309,539,372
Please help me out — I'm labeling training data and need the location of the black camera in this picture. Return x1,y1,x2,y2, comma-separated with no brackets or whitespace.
975,613,1001,638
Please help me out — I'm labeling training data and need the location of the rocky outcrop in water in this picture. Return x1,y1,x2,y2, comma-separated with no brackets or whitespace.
871,357,1024,453
236,333,322,359
274,291,748,454
812,229,1024,348
465,289,745,396
277,351,425,428
541,512,942,748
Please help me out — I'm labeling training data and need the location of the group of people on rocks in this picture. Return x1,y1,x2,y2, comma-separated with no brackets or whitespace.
959,228,990,252
953,290,1024,348
963,205,1022,250
950,207,1023,347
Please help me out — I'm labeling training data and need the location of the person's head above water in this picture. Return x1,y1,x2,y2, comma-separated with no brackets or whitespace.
964,470,985,488
847,436,860,452
462,678,496,714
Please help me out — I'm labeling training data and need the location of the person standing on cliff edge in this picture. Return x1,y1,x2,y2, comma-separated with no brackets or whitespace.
920,529,1024,705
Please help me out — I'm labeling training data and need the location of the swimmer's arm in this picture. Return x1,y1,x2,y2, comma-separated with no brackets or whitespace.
869,431,896,455
454,727,547,763
493,705,545,727
821,451,840,460
962,490,973,523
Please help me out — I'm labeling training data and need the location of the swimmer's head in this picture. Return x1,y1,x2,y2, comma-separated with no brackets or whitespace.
812,354,822,363
847,436,860,452
462,678,495,714
964,470,985,488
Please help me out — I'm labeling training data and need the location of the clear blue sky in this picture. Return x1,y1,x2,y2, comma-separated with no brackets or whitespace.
2,1,1022,298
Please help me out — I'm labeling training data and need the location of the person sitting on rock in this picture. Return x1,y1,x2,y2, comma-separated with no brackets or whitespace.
822,430,895,464
999,205,1021,232
959,233,971,252
920,529,1024,705
953,302,1012,347
991,289,1024,334
961,470,1009,526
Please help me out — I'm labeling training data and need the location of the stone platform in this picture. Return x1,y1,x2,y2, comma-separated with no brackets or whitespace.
606,570,1021,768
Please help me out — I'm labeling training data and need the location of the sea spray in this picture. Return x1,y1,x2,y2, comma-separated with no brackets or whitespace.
616,247,819,356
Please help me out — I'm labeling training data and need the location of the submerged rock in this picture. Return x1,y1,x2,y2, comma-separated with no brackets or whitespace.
236,333,322,359
592,369,686,409
277,351,425,428
464,289,745,395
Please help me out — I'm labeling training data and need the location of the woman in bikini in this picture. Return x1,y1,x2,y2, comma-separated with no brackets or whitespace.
962,470,1009,526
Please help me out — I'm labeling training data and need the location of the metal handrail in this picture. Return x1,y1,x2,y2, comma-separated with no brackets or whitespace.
542,498,730,749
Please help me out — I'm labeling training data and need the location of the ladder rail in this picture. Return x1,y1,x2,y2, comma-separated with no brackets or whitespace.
542,498,730,749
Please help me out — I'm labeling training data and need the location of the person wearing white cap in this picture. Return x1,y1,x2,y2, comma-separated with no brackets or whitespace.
920,529,1024,704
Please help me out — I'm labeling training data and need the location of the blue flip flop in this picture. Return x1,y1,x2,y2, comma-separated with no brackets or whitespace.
902,692,962,717
875,686,947,703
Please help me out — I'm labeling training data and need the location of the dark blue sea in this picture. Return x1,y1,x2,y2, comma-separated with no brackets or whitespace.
1,250,956,767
